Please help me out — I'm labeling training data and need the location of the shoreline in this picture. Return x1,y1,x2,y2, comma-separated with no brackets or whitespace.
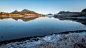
0,30,86,45
0,30,86,48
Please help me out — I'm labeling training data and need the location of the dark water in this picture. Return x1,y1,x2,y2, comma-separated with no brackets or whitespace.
0,16,86,41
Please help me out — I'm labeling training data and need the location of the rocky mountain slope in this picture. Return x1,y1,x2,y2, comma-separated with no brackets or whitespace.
11,9,38,15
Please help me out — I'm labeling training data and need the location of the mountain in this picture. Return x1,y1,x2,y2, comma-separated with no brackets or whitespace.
0,9,47,17
11,9,38,15
11,10,19,14
48,13,53,15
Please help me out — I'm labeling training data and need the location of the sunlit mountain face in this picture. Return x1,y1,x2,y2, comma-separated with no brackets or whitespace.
11,9,38,15
0,9,47,17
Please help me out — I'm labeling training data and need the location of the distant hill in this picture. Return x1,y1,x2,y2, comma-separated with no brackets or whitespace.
48,13,53,15
11,9,38,15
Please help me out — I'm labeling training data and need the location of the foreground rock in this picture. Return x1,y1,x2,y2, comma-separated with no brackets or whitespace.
0,32,86,48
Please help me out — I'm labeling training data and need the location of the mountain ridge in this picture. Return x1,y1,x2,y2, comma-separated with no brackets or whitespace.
0,9,47,17
11,9,38,15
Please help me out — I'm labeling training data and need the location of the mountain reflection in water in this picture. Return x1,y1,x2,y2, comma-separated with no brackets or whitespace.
53,16,86,25
0,16,39,22
0,16,86,42
1,16,86,26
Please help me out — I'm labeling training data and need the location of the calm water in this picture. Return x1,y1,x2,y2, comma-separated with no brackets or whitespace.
0,16,86,41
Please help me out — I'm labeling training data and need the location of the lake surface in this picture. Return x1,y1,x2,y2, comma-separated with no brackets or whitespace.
0,16,86,41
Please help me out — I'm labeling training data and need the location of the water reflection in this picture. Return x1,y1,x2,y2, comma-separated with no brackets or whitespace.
0,16,86,41
53,16,86,25
0,16,39,22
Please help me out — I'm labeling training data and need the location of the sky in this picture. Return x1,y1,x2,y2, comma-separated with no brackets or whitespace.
0,0,86,14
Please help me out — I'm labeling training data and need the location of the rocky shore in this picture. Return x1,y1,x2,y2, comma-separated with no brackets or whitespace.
0,30,86,48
